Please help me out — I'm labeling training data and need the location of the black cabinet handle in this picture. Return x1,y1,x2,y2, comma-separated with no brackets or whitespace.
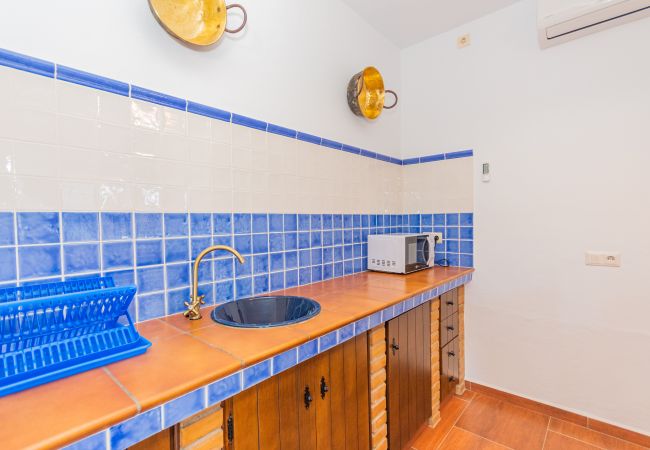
446,301,454,306
447,326,455,331
320,376,329,399
304,386,312,409
227,413,234,443
448,351,456,357
391,338,400,355
449,376,455,382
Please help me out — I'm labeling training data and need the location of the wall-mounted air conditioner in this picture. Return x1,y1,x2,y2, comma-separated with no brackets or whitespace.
538,0,650,48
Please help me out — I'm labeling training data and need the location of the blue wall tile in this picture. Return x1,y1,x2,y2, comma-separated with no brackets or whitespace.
0,48,55,77
164,213,188,237
137,266,165,293
213,213,232,234
233,213,251,234
136,240,163,267
166,263,189,289
103,242,133,269
296,132,321,145
17,212,60,244
208,372,242,405
269,214,283,232
57,65,129,96
298,339,318,362
190,213,212,236
232,114,267,131
110,408,162,450
0,248,16,282
137,292,165,321
131,85,186,110
62,213,98,242
62,431,107,450
135,213,162,239
64,244,100,274
165,239,189,263
243,360,271,389
273,348,297,374
0,212,14,246
283,214,297,232
187,101,231,122
252,214,268,233
19,245,60,279
268,123,297,138
101,213,132,241
163,389,205,428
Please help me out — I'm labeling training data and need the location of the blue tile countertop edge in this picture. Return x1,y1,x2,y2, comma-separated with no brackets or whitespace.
0,46,473,167
63,272,473,450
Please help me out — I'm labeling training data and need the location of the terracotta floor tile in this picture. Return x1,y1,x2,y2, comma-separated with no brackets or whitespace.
469,382,588,427
549,418,647,450
190,321,309,365
0,368,137,450
137,318,185,341
456,394,550,450
544,431,601,450
438,427,511,449
456,389,477,402
106,334,242,411
412,397,471,450
588,419,650,448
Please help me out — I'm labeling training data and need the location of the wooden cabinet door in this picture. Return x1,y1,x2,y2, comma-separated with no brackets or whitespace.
386,303,432,450
226,332,371,450
128,427,177,450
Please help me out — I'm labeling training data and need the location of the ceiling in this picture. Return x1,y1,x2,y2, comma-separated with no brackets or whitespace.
341,0,522,48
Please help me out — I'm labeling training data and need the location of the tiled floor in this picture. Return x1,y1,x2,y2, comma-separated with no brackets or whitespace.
411,388,648,450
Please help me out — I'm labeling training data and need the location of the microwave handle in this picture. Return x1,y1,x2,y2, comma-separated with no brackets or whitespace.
426,234,436,266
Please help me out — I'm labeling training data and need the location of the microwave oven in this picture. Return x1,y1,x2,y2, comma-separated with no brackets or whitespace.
367,233,436,274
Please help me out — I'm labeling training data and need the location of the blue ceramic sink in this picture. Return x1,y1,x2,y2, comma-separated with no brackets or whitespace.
211,296,321,328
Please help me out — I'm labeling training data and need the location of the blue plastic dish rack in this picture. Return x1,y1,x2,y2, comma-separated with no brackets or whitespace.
0,277,151,397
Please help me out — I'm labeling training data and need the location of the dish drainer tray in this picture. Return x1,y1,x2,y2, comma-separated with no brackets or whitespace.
0,277,151,397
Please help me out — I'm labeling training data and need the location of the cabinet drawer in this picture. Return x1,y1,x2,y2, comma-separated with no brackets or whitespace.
440,312,459,347
440,289,458,319
440,337,460,402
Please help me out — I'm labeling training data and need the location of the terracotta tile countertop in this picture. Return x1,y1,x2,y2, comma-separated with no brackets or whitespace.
0,266,473,450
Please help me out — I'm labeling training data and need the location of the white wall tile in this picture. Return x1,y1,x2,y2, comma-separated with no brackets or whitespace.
161,106,187,135
61,180,101,211
14,175,61,211
12,141,60,178
130,99,162,131
0,108,57,144
0,175,16,210
98,91,131,127
57,115,100,150
0,139,15,175
56,82,100,119
211,120,231,144
0,66,56,112
187,114,211,140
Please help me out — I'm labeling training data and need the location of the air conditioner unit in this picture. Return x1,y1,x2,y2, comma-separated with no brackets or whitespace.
538,0,650,48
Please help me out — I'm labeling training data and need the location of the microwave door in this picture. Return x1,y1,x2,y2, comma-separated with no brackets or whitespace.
404,236,420,273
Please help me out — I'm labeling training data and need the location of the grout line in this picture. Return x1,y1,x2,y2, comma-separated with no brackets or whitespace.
460,428,516,449
434,398,473,450
541,416,551,450
552,418,646,450
103,367,142,414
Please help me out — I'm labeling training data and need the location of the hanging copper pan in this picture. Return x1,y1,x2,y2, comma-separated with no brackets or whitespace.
149,0,247,46
347,66,398,120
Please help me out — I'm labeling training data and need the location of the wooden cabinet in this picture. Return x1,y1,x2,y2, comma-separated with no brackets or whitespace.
386,302,432,450
440,289,460,402
224,333,371,449
127,427,178,450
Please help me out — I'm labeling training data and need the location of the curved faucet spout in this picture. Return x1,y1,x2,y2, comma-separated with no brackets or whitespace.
184,245,245,320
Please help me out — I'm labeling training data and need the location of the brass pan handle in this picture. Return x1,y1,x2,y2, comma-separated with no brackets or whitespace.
225,4,248,34
384,90,399,109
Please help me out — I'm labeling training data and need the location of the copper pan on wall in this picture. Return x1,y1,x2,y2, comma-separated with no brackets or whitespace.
149,0,247,46
347,66,398,120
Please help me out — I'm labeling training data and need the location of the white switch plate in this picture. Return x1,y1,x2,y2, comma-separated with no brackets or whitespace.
585,252,621,267
431,232,443,245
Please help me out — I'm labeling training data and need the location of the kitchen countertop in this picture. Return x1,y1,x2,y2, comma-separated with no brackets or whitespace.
0,266,473,450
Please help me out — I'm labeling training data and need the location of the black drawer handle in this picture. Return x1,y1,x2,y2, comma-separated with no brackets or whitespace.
304,386,312,409
449,376,455,382
320,377,329,399
447,326,455,331
446,301,454,306
448,351,456,357
391,338,400,355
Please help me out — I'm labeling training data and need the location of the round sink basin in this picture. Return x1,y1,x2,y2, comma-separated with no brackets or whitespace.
211,296,321,328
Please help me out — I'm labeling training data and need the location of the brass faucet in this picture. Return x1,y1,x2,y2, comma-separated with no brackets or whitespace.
184,245,245,321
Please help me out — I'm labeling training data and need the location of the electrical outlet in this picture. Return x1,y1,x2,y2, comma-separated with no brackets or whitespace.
585,252,621,267
431,232,443,245
457,34,471,48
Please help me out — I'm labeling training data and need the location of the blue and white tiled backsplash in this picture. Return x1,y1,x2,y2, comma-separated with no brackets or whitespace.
0,211,473,322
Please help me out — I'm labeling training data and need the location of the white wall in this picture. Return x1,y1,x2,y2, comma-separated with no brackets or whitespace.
402,0,650,434
0,0,401,157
